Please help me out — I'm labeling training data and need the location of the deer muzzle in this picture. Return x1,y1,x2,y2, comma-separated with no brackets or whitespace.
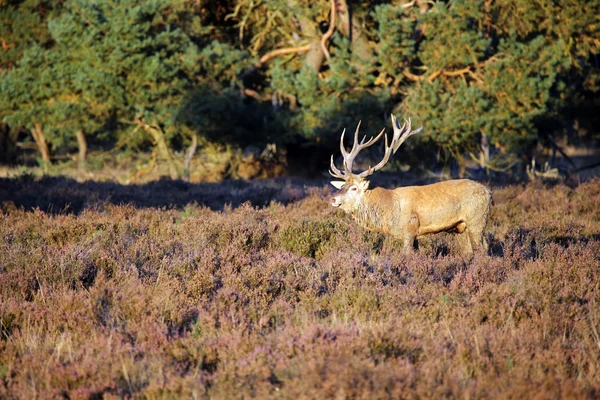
330,196,342,207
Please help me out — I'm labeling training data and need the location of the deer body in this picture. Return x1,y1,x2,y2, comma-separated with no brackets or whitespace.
333,179,491,255
329,115,491,256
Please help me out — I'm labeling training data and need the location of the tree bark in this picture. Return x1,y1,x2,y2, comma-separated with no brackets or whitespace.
31,123,51,165
183,132,198,182
287,0,324,72
479,133,490,169
335,0,373,63
75,129,87,170
417,0,430,14
143,123,179,180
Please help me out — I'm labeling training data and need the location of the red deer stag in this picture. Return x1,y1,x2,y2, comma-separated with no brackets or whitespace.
329,115,492,256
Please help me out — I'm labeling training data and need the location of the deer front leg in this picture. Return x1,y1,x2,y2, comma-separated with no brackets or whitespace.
394,214,419,255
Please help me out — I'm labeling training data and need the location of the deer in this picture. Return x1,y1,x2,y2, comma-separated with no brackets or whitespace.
329,115,492,257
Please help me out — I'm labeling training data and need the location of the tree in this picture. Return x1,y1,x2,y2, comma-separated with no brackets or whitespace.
397,0,593,170
2,0,599,177
2,0,209,175
224,0,600,172
0,0,64,165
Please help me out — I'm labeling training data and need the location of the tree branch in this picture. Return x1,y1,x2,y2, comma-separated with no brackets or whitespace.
320,0,336,61
239,43,312,81
427,70,442,83
411,58,498,84
242,88,271,101
258,44,312,66
442,66,471,77
402,68,425,81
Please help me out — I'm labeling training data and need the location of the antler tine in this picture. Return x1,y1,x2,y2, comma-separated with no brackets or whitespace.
339,128,348,160
343,121,361,172
352,121,361,149
357,114,423,178
329,154,346,180
357,131,393,178
344,123,386,174
391,115,423,153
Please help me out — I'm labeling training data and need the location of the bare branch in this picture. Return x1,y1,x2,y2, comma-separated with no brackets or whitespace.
258,44,312,65
402,68,425,81
442,66,471,77
321,0,336,61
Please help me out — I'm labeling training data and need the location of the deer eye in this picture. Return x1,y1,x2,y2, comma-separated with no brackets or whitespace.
349,186,358,192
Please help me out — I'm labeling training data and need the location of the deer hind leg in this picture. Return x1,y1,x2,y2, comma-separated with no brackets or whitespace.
468,226,488,254
465,193,491,255
466,213,489,254
456,231,473,257
402,233,418,254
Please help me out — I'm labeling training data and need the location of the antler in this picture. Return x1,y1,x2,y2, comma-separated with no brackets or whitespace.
329,114,423,180
329,122,384,180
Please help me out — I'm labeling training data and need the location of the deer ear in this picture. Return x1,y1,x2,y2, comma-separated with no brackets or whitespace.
359,180,370,190
330,181,345,190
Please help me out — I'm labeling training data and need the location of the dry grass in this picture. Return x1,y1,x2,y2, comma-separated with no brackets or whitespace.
1,176,600,399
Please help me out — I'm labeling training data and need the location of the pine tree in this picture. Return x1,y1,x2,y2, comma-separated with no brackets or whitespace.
2,0,599,175
0,0,64,164
2,0,205,174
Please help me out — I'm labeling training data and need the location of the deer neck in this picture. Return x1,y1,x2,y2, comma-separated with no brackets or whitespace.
349,190,386,231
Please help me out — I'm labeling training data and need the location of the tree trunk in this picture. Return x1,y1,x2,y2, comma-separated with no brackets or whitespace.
183,132,198,182
0,123,18,164
335,0,373,64
417,0,431,14
75,129,87,170
479,133,490,170
144,123,178,180
31,123,51,165
287,0,324,72
303,40,325,72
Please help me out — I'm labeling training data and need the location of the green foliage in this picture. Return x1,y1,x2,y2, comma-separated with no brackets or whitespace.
2,0,206,153
399,0,593,156
403,80,490,151
418,1,490,71
1,0,599,170
372,4,417,80
0,1,61,71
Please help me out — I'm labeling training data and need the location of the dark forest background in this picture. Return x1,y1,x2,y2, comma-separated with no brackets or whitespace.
1,0,599,181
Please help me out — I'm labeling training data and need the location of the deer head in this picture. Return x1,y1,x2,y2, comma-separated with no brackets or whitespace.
329,114,422,210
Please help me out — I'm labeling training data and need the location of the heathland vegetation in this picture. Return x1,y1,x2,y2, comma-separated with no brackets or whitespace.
1,176,600,397
1,1,600,398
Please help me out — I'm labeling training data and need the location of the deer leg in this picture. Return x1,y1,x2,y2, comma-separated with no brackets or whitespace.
395,216,418,255
401,232,417,255
466,213,489,255
468,228,488,254
456,231,473,257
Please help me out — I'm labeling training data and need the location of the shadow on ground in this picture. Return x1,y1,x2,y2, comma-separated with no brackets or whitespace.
0,176,327,214
0,172,467,215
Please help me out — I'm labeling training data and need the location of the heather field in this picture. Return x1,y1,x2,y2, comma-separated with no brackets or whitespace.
1,176,600,399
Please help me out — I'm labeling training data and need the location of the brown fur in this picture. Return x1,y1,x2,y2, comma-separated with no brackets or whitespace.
331,178,492,256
